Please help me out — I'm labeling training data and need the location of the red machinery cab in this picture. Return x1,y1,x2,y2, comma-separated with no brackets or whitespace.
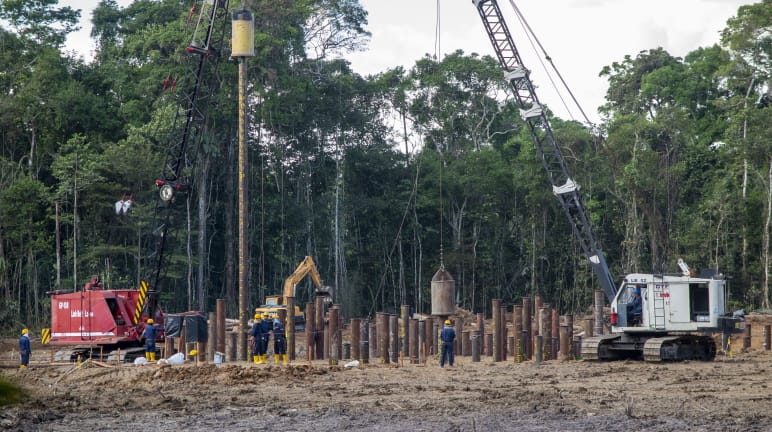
48,275,164,346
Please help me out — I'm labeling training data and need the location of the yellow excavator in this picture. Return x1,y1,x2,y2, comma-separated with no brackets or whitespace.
255,256,333,330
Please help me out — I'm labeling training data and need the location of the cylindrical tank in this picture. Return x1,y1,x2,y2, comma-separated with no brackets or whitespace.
231,8,255,57
431,266,455,316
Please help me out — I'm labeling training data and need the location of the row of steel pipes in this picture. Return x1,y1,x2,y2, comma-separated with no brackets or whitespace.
181,289,614,364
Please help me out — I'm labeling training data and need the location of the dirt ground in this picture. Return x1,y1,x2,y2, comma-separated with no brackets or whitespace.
1,338,771,432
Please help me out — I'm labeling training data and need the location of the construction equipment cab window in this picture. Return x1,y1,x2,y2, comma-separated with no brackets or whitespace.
624,284,644,326
689,283,710,322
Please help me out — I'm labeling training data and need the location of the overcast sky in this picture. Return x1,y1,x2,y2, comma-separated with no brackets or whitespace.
63,0,756,123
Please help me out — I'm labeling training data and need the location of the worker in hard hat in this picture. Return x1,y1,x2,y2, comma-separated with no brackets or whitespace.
141,318,159,362
19,328,31,369
272,318,287,364
440,319,456,368
627,286,643,326
259,312,272,363
248,313,265,364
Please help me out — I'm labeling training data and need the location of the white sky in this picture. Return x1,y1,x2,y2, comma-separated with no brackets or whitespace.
63,0,756,124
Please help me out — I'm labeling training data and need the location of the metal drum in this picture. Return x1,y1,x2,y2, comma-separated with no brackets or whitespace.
231,8,255,58
431,267,455,316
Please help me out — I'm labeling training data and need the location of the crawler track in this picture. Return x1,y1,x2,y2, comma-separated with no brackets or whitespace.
54,346,147,363
643,335,716,362
582,333,717,362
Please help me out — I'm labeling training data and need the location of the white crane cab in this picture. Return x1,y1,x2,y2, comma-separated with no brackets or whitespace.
612,274,730,333
583,264,744,361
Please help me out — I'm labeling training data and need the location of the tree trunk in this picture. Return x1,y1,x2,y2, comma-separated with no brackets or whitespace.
763,156,771,309
73,174,78,291
187,194,193,311
471,221,479,312
334,156,345,306
447,197,466,303
531,221,536,300
28,123,36,179
198,155,210,311
413,204,422,314
0,227,7,299
55,201,61,290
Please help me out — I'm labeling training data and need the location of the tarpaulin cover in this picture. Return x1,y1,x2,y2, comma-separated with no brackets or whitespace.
184,314,208,343
164,315,184,338
163,314,208,342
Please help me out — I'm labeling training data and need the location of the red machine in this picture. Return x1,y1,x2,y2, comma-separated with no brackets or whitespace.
42,1,230,362
47,275,163,347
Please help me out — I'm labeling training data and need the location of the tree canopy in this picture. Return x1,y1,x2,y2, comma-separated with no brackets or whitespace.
0,0,770,332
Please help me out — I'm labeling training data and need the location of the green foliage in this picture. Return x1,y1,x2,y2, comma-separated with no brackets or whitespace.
51,134,106,200
0,177,52,253
0,376,25,407
0,0,770,325
0,0,79,47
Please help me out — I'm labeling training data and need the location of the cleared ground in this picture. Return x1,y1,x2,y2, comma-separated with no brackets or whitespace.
1,338,770,431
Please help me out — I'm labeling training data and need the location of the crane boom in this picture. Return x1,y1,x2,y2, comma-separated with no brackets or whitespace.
145,0,231,316
472,0,616,303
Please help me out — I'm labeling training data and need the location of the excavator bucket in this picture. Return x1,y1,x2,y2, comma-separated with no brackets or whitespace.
316,285,334,305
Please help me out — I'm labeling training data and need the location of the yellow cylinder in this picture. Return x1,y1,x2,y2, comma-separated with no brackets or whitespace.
231,8,255,58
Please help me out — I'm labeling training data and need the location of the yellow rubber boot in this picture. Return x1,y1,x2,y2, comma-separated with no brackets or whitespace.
282,354,287,364
258,355,265,364
253,355,259,364
19,365,26,369
274,354,280,364
150,352,156,362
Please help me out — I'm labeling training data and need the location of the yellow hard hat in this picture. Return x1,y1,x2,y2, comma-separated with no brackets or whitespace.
262,312,269,318
21,328,28,335
147,318,154,324
254,313,260,320
444,320,451,325
189,349,198,356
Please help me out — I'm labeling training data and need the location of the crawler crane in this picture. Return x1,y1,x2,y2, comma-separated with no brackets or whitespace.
472,0,744,361
44,0,231,361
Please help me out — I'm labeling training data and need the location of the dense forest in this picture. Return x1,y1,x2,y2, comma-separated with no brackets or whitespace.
0,0,770,333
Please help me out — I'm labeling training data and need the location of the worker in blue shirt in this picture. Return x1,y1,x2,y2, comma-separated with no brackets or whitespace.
440,319,456,368
19,328,31,369
249,314,265,364
627,287,643,326
260,312,272,363
141,319,159,362
273,318,287,364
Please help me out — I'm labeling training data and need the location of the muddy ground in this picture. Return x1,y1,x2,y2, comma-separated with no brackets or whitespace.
1,339,771,432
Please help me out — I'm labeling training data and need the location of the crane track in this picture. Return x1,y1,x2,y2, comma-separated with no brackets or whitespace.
580,335,620,360
643,335,717,362
582,334,717,362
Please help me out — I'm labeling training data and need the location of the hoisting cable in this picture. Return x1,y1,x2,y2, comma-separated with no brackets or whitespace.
506,0,596,128
439,149,444,270
367,148,424,319
435,0,444,267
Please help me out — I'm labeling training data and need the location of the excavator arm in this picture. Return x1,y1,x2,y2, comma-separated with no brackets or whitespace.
282,256,333,303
